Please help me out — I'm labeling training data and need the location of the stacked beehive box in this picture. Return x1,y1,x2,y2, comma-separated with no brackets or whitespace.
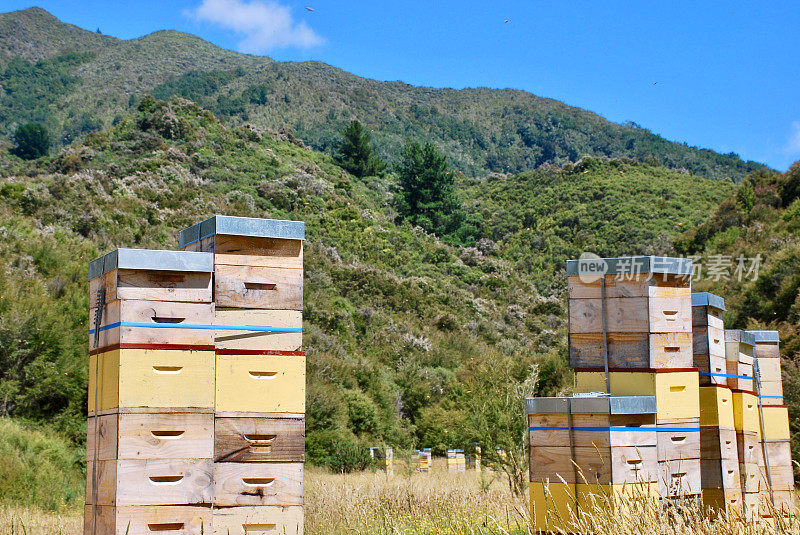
750,331,794,517
370,447,394,475
466,444,481,471
725,330,761,518
179,216,305,534
693,293,742,514
447,450,466,472
527,395,659,532
568,256,701,501
85,249,217,534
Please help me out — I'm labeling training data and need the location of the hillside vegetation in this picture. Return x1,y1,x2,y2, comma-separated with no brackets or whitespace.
0,7,766,180
0,98,735,503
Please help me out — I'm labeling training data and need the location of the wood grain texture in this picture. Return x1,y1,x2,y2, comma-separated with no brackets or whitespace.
649,333,693,368
754,341,780,359
215,354,305,413
701,458,741,490
761,441,793,490
529,445,657,484
87,459,214,506
213,462,303,506
211,505,304,535
567,274,689,299
658,458,701,497
693,325,725,358
528,414,655,448
569,296,691,334
740,462,760,493
199,235,303,268
700,427,737,461
726,361,753,391
214,265,302,310
86,413,118,461
84,505,212,535
214,309,302,352
117,412,213,460
88,349,215,412
692,306,724,329
701,487,742,515
656,423,700,462
568,332,691,369
90,269,212,304
90,300,214,349
214,416,305,462
648,296,692,333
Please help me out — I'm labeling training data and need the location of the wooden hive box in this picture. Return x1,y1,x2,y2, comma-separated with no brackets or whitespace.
86,408,214,461
692,293,727,386
212,505,303,535
699,385,735,429
725,330,755,391
732,390,761,436
214,415,305,463
84,505,211,535
760,405,790,441
700,426,738,461
214,309,302,352
573,369,700,421
750,330,785,406
527,396,659,486
213,462,303,507
179,216,304,311
215,353,306,414
702,487,743,517
760,440,793,492
88,348,215,412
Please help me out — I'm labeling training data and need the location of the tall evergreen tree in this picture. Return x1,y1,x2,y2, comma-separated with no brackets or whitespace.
10,123,50,160
395,140,466,238
335,120,386,178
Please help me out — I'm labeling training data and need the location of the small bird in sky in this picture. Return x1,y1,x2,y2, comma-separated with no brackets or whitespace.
305,6,314,11
504,19,510,23
653,81,658,85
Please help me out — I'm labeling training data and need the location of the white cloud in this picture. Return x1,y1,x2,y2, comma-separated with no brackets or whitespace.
190,0,323,53
786,121,800,155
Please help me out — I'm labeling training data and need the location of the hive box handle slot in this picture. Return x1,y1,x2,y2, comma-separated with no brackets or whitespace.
669,386,686,392
153,366,183,374
242,478,275,486
149,475,184,484
249,371,278,378
672,471,687,478
243,524,277,534
151,430,185,439
152,317,186,324
663,310,678,320
244,283,277,291
147,523,185,532
670,436,686,443
664,346,680,352
626,459,643,465
244,434,277,443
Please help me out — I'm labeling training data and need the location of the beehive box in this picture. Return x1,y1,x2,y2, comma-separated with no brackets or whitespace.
692,293,727,386
573,369,699,421
179,216,304,310
213,309,302,352
527,396,659,486
725,330,755,391
750,330,784,406
214,353,306,414
699,386,735,429
214,415,305,463
213,463,303,506
732,390,760,436
211,505,304,535
84,505,211,535
566,257,693,369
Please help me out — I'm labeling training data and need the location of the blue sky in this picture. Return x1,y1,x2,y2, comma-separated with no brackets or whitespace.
6,1,800,170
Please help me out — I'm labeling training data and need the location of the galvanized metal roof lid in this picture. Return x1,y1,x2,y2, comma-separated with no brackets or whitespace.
565,256,692,277
179,215,305,247
525,395,657,415
748,330,780,343
725,329,755,347
88,248,214,280
691,292,726,311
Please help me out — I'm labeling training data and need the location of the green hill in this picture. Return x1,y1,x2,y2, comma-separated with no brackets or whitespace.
0,7,766,180
0,98,733,487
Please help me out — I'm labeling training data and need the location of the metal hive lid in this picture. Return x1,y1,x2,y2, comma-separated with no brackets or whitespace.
88,248,214,281
179,215,306,247
525,395,657,415
565,256,692,277
747,330,780,343
725,329,756,347
691,292,726,311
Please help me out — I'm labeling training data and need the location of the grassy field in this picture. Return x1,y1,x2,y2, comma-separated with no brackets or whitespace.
1,462,797,535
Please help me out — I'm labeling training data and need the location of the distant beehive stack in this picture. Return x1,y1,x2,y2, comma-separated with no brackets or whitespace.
85,249,217,534
569,256,701,501
370,447,394,475
693,293,743,514
179,216,306,535
466,444,481,471
446,450,466,473
527,395,660,532
749,331,794,517
85,216,306,535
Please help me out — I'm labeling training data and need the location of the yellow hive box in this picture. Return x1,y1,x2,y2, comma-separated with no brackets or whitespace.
88,349,214,412
574,370,699,420
211,505,303,535
732,391,760,436
530,482,659,532
699,386,734,429
215,354,305,413
760,406,790,440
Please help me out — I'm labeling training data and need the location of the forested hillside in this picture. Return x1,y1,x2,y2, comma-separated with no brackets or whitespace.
0,7,766,180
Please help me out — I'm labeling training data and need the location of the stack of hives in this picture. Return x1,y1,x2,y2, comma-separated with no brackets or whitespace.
751,331,794,517
693,293,743,514
466,444,481,471
568,256,701,501
447,450,466,472
527,395,660,532
179,216,305,534
84,215,305,535
370,447,394,475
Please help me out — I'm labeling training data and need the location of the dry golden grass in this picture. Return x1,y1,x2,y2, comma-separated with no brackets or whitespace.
0,462,797,535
